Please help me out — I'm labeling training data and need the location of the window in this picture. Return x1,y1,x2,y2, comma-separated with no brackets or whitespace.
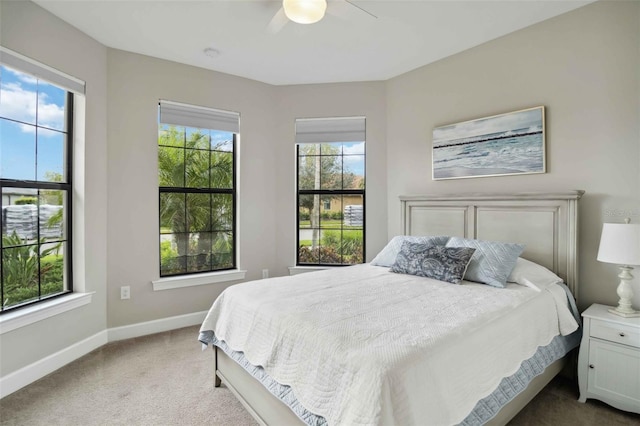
158,101,238,276
295,117,365,266
0,49,82,313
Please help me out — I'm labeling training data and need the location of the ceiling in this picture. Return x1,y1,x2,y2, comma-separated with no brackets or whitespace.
33,0,594,86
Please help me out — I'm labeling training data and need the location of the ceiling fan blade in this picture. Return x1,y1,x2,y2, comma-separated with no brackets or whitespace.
326,0,378,20
344,0,377,19
267,7,289,33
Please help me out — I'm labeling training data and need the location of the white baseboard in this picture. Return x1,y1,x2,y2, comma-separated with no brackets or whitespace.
107,310,207,342
0,330,108,399
0,310,208,399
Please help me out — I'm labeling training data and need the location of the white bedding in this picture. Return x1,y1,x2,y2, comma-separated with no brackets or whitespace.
200,264,578,426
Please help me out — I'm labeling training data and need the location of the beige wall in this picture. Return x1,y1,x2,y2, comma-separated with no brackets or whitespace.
0,1,108,376
274,83,387,274
106,52,387,327
385,0,640,310
106,50,279,327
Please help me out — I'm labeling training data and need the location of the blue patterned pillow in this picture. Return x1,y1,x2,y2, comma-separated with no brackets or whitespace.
446,237,525,288
371,235,450,267
390,242,476,284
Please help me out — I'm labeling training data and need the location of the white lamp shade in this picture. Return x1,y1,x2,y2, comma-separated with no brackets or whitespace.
283,0,327,24
597,223,640,266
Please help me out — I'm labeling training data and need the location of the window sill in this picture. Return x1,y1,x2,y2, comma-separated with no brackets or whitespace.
288,266,332,276
152,269,247,291
0,292,94,335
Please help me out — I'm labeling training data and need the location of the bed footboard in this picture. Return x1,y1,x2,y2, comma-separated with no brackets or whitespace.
213,345,305,425
212,345,567,426
214,345,222,388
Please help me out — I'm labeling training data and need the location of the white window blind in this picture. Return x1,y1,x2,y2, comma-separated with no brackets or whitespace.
0,46,85,94
159,100,239,133
295,117,365,143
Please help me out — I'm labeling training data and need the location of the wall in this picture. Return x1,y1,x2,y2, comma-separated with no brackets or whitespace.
0,1,108,376
273,83,387,274
106,52,387,326
106,50,280,327
385,0,640,310
0,4,388,370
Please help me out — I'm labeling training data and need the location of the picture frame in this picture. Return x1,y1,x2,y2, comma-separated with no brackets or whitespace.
432,106,545,180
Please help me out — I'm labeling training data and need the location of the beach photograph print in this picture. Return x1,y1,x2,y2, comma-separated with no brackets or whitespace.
432,106,545,180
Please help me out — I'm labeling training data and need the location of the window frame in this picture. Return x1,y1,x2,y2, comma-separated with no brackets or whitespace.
0,74,74,314
157,116,238,278
295,143,366,267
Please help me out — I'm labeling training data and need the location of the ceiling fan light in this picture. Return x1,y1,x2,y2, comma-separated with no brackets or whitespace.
283,0,327,25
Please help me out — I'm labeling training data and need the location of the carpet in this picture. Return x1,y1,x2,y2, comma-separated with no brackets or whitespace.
1,325,638,425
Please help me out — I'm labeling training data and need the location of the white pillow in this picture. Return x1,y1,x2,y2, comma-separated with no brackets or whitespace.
446,237,524,288
507,257,564,291
370,235,450,267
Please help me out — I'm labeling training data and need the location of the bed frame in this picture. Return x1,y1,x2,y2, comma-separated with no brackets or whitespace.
212,191,584,426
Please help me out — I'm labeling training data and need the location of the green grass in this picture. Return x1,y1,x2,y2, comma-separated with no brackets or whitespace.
298,219,343,228
299,229,363,248
298,221,362,230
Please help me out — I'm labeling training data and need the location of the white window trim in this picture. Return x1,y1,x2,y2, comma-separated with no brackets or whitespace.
158,101,240,280
152,269,246,291
0,292,94,335
0,46,85,94
1,50,83,320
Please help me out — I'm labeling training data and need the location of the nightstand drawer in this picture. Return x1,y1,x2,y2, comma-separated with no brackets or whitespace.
579,304,640,413
591,320,640,349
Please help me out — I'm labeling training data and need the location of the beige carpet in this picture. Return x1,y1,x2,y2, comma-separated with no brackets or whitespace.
1,325,638,425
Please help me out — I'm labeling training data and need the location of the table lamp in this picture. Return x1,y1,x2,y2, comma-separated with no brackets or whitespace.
597,218,640,317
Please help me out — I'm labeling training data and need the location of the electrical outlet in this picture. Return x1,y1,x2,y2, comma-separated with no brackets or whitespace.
262,269,269,279
120,286,130,300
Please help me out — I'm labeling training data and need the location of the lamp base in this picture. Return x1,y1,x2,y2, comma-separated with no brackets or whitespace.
609,266,640,318
608,307,640,318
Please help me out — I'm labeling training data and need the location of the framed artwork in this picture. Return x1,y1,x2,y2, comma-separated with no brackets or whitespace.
432,106,545,180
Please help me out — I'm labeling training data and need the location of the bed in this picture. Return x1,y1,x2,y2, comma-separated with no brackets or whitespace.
199,191,584,425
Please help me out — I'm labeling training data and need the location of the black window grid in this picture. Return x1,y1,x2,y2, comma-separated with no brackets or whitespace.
158,130,237,277
0,93,74,313
296,143,365,266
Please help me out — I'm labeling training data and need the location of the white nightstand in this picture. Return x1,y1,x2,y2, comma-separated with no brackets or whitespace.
578,303,640,413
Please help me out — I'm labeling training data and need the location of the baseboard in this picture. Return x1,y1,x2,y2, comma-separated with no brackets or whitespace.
0,310,208,399
107,310,207,342
0,330,108,399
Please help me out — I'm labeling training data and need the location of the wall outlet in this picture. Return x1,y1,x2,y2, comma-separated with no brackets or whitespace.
262,269,269,279
120,286,130,300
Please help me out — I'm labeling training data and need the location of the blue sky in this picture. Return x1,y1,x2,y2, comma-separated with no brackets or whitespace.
0,65,67,182
341,141,365,176
299,141,365,176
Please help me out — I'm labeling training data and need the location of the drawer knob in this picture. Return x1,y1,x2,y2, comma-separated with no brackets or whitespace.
589,364,595,369
619,332,625,337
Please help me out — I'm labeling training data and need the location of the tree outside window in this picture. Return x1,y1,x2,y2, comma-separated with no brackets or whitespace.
158,124,236,276
1,64,72,312
297,141,365,265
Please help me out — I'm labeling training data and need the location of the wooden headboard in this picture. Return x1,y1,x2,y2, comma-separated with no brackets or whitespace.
400,191,584,297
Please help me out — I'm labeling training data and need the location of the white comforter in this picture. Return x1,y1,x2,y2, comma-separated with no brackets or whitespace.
200,264,578,426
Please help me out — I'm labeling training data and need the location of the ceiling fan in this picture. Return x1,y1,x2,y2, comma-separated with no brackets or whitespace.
268,0,377,33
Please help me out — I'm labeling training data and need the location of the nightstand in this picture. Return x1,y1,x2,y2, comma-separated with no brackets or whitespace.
578,303,640,413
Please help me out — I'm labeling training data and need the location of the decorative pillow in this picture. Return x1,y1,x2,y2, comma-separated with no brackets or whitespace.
371,235,450,267
390,242,476,284
507,257,564,291
446,237,525,288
